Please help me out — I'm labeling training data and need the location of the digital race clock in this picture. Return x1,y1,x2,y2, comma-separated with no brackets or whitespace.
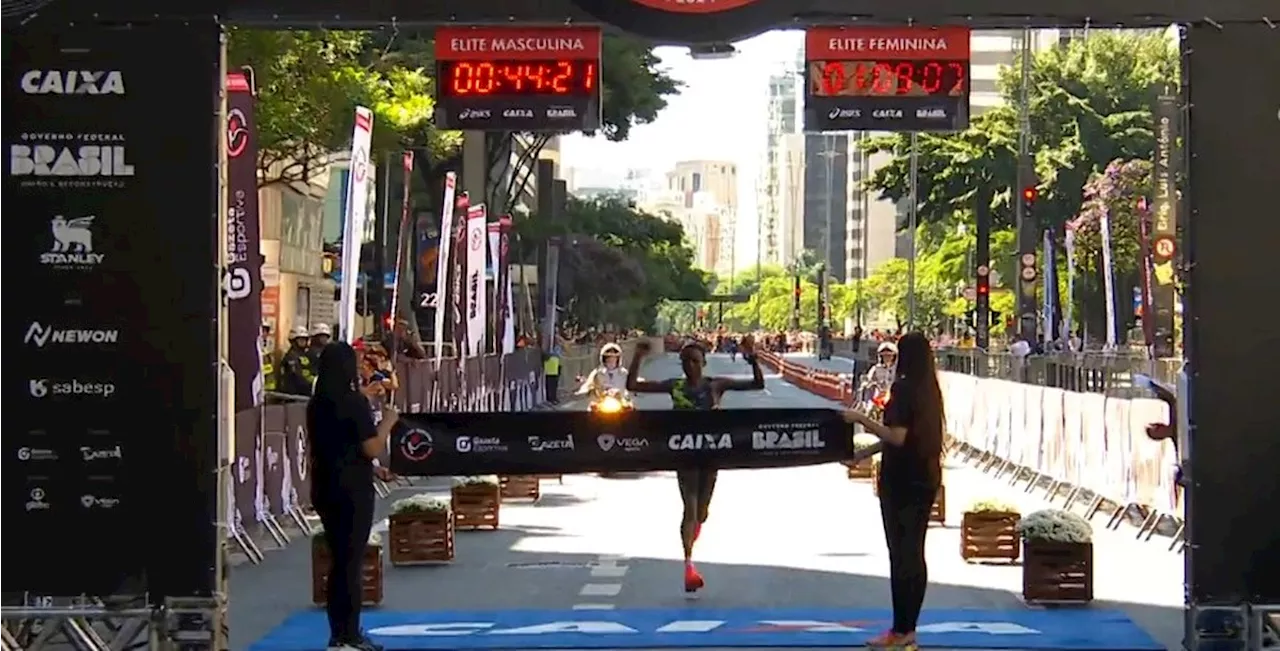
803,26,971,132
434,26,602,132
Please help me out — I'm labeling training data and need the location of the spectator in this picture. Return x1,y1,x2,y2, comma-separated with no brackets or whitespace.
280,326,316,396
542,339,564,404
306,342,398,651
380,319,426,360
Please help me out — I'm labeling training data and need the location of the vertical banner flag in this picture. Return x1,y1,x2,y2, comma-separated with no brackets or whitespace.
338,107,375,342
1064,224,1077,343
1150,94,1179,357
225,71,266,411
499,216,516,354
487,220,502,353
449,198,469,364
1041,229,1054,345
433,173,457,364
1099,204,1119,348
464,204,489,357
542,238,562,346
1138,201,1156,347
390,151,414,332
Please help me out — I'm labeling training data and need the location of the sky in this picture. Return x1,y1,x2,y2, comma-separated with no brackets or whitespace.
560,30,805,267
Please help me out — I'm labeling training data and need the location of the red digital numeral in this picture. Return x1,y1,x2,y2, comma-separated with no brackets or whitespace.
582,62,595,92
949,62,966,95
894,62,913,95
452,62,472,95
872,63,894,94
921,62,943,94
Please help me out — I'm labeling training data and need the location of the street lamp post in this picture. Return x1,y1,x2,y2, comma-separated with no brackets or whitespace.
906,131,920,329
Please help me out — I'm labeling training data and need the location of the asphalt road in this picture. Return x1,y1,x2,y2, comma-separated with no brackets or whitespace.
228,353,1185,650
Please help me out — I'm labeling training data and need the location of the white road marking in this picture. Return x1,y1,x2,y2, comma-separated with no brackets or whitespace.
590,563,629,578
571,603,617,610
579,583,623,597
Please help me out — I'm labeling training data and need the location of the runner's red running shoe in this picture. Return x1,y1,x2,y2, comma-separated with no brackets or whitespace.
683,563,705,593
865,630,916,649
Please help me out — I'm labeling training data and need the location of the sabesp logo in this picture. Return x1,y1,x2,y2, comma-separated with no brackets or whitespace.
751,428,825,450
29,379,116,398
401,428,434,462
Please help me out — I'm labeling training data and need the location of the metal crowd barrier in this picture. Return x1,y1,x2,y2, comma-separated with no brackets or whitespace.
224,340,641,564
936,348,1181,397
759,350,1185,551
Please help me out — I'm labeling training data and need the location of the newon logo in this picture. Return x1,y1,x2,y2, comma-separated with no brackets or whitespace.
29,378,116,398
24,322,119,348
43,215,104,269
20,70,125,95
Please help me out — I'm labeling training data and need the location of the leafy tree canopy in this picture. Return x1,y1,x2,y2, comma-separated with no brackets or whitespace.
228,30,681,190
227,29,461,187
512,195,710,330
863,31,1176,233
1070,158,1151,275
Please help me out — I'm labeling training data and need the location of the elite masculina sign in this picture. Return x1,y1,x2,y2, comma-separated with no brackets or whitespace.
390,408,863,476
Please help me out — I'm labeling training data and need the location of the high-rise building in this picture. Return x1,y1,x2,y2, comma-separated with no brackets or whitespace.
666,161,738,273
760,59,804,267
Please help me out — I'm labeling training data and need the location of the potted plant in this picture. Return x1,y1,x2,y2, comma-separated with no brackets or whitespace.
450,475,501,530
311,530,384,606
388,495,455,565
1018,509,1094,603
500,474,542,501
846,434,880,481
961,499,1021,563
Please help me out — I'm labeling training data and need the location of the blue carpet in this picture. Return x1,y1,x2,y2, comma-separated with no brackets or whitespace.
250,607,1164,650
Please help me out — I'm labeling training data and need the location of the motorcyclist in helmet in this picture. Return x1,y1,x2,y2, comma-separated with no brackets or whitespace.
576,342,629,398
861,341,898,405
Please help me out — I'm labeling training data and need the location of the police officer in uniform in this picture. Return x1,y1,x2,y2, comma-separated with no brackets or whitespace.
262,324,279,393
280,325,316,396
309,323,332,365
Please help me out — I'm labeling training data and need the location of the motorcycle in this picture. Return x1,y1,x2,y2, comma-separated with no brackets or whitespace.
588,388,635,414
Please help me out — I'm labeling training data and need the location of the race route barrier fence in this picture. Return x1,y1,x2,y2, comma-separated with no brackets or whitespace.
390,408,857,476
226,341,638,560
759,351,1183,547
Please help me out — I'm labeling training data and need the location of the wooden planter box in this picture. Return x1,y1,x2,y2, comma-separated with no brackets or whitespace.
929,484,947,525
388,510,455,565
1022,541,1094,604
845,455,877,480
961,511,1021,563
500,475,541,501
451,483,500,530
311,539,383,607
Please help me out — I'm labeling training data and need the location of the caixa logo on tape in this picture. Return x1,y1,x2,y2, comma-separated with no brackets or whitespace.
21,70,125,96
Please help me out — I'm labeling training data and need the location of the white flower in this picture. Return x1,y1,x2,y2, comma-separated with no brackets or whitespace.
968,499,1019,514
1016,509,1093,543
391,494,451,514
452,475,500,487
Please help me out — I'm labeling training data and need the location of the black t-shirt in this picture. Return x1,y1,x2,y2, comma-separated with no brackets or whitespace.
306,392,378,495
877,378,942,498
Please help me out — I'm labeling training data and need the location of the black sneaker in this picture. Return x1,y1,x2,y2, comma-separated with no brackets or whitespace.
353,633,384,651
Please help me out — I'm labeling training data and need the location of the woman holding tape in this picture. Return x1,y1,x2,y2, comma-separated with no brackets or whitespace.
843,332,944,650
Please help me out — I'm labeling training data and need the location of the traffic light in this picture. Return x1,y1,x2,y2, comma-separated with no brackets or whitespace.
976,275,990,296
1021,186,1038,223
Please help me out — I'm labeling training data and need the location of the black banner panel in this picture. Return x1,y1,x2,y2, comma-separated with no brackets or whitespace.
2,22,222,600
803,26,970,133
433,26,602,132
1185,22,1280,604
391,409,855,476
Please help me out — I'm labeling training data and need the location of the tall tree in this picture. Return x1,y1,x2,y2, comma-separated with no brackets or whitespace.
512,195,709,330
227,29,461,188
863,31,1177,233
